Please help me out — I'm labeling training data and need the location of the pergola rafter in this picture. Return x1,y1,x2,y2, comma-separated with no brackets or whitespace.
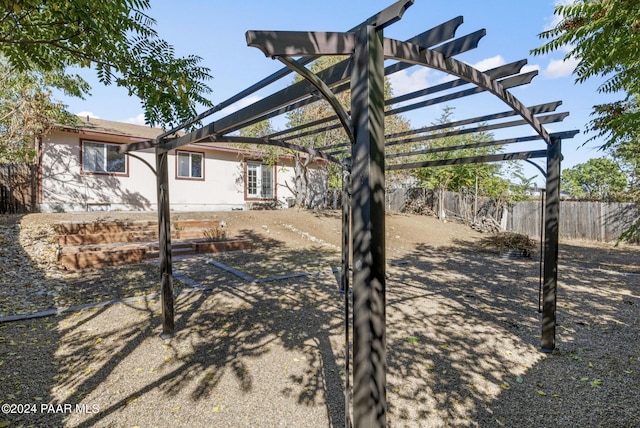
122,1,577,426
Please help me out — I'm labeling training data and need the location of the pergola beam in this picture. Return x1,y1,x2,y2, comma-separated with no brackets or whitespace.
243,20,467,139
277,67,538,146
384,112,569,149
385,128,571,160
149,0,414,143
160,26,487,154
195,135,342,165
386,101,562,140
266,31,493,142
247,31,356,57
386,149,548,171
276,55,355,144
225,28,487,142
383,37,551,143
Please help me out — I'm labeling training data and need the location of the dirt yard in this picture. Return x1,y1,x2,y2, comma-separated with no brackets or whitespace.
0,209,638,427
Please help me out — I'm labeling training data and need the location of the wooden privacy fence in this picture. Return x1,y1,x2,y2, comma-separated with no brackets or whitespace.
508,200,640,243
385,187,504,223
378,187,639,243
0,163,37,214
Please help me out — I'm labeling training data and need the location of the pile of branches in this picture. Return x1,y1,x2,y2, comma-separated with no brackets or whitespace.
471,216,501,233
402,197,435,217
478,232,537,257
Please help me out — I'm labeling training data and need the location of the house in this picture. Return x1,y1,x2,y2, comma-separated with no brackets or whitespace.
37,116,328,212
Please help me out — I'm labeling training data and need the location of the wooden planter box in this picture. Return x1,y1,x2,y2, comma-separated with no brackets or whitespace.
193,238,253,254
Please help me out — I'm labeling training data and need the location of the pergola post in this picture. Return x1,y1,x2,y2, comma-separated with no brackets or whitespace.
341,159,352,293
341,158,352,427
350,24,387,427
156,149,175,338
541,136,561,352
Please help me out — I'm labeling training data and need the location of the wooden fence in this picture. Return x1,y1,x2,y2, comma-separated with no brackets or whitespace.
372,187,640,243
385,187,503,223
508,200,640,243
0,163,37,214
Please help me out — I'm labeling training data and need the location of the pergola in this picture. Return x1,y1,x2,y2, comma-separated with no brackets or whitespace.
123,1,578,426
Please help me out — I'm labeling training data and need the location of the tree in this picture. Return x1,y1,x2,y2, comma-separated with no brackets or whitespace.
532,0,640,154
284,56,412,208
0,59,85,162
284,57,349,208
561,157,627,200
412,107,508,219
0,1,213,130
238,119,278,162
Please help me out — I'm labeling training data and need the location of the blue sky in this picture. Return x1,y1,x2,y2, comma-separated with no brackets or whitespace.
57,0,618,185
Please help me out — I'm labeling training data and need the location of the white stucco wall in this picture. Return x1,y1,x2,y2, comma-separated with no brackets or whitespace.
39,131,328,212
40,131,157,212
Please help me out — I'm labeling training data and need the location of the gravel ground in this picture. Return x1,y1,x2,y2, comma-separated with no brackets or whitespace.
0,210,638,427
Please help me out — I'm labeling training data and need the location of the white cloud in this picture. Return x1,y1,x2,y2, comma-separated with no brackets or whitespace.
543,56,579,78
76,111,99,119
388,56,511,96
473,55,506,72
522,64,541,74
544,12,563,32
217,95,263,116
543,0,576,31
387,67,432,97
125,113,147,126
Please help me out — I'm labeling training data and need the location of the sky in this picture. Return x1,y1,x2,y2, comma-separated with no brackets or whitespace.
56,0,618,186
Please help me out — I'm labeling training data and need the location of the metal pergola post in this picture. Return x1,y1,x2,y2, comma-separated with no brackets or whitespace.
341,158,352,427
541,136,561,352
350,24,387,427
156,148,175,338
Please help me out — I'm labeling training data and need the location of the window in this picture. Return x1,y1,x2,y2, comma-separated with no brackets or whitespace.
246,162,274,199
177,151,204,179
82,141,127,174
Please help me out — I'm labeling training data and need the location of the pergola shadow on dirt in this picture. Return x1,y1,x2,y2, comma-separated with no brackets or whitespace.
122,1,579,425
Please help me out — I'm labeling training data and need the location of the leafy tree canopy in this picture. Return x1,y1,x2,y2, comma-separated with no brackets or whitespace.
532,0,640,152
0,59,83,161
0,0,213,129
284,56,412,191
413,108,508,198
561,157,628,200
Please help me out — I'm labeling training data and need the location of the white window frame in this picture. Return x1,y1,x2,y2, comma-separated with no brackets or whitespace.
246,161,275,199
176,151,204,180
81,141,127,175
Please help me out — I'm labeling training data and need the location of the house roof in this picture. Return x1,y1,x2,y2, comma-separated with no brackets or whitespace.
65,116,167,140
60,116,318,162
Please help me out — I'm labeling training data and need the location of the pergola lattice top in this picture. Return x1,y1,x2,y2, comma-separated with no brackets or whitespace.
124,0,578,165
